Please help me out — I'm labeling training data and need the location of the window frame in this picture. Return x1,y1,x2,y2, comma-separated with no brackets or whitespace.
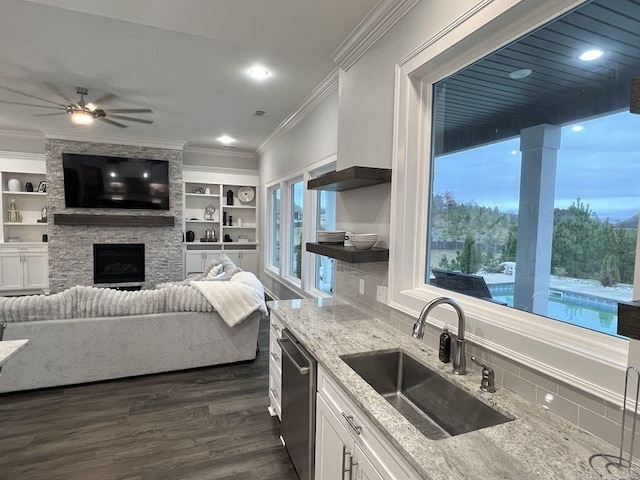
308,162,337,298
265,183,281,275
262,155,337,298
388,0,628,402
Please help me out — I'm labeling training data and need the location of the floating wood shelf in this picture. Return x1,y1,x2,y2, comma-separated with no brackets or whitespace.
307,166,391,191
54,214,175,227
306,242,389,263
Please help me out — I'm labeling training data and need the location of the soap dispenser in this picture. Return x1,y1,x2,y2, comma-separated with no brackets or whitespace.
439,325,451,363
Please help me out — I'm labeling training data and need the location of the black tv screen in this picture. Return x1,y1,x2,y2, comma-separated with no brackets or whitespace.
63,153,170,210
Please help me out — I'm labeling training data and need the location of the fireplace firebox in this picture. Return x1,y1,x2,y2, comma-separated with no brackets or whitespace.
94,243,145,284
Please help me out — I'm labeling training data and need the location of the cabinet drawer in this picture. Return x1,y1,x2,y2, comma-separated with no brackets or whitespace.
270,315,284,338
269,368,282,419
317,367,420,480
269,334,282,373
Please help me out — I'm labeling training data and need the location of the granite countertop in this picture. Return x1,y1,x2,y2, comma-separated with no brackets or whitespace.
268,298,619,480
0,339,29,367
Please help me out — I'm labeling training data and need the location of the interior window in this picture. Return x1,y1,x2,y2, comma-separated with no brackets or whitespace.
426,0,640,337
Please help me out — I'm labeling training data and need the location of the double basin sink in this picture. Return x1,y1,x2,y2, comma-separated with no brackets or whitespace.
340,349,513,440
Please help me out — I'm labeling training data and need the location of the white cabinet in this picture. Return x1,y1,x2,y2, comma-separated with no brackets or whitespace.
316,394,360,480
184,249,222,275
315,366,421,480
225,250,257,276
268,314,284,419
0,244,48,294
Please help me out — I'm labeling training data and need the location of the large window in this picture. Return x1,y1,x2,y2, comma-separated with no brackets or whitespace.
425,0,640,337
390,0,634,396
289,180,304,280
264,157,336,296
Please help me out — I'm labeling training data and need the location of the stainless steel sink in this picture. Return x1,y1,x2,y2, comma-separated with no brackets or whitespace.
340,349,514,440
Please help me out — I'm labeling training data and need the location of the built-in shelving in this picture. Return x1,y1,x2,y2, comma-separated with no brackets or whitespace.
306,242,389,263
307,166,391,191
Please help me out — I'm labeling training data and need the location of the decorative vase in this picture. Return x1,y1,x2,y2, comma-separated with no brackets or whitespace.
227,190,234,206
8,178,22,192
25,182,33,192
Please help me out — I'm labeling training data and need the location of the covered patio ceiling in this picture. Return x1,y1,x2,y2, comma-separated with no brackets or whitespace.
436,0,640,156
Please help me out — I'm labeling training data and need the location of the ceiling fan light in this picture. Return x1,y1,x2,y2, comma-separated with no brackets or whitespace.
71,111,94,125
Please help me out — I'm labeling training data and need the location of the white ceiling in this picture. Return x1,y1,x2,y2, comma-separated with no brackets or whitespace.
0,0,379,152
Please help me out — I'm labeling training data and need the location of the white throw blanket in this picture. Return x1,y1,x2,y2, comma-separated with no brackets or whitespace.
190,272,267,327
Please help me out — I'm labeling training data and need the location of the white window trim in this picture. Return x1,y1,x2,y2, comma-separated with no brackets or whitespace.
389,0,628,404
265,182,281,276
262,154,337,298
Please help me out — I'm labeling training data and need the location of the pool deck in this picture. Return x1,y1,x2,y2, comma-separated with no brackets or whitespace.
482,273,633,303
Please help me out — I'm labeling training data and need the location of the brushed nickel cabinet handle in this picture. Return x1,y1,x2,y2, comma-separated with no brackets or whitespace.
341,411,362,435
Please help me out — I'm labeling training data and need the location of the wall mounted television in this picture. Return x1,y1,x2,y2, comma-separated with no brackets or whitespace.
63,153,170,210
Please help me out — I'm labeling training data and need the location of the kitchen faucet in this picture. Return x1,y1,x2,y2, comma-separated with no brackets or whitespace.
412,297,467,375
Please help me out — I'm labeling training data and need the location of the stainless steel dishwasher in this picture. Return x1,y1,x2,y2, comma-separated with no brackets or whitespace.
277,328,317,480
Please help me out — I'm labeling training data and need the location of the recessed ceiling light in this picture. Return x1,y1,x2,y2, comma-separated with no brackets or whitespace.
571,125,583,132
217,135,235,144
511,150,517,155
579,49,604,61
248,66,269,80
508,68,532,79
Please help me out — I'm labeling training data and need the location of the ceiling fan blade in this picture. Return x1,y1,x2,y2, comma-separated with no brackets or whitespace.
91,92,117,106
0,99,62,110
104,108,153,114
107,114,154,124
99,118,128,128
34,112,68,117
0,85,66,107
41,82,73,103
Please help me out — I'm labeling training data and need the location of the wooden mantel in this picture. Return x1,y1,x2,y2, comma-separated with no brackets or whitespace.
53,214,175,227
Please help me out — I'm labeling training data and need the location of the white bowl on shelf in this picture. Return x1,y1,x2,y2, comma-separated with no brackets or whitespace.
317,230,346,243
352,241,376,250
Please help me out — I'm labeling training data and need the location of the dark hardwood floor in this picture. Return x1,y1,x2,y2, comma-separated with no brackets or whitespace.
0,317,298,480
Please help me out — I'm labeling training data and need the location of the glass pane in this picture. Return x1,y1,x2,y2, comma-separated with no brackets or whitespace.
316,189,336,293
290,181,303,279
271,187,280,269
426,1,640,337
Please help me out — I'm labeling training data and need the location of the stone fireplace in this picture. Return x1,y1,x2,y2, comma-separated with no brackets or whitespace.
46,139,183,292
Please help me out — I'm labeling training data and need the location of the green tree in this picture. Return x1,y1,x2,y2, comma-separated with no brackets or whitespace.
600,254,620,287
456,235,481,273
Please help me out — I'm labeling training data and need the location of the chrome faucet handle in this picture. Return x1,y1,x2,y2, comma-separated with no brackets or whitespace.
471,356,496,393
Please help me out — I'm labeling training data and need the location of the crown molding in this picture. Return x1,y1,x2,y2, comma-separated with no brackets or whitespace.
43,129,186,151
0,150,45,161
0,127,45,140
184,146,256,159
256,68,339,155
182,164,259,176
331,0,421,71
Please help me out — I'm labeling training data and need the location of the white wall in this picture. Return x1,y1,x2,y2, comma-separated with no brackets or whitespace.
259,91,338,184
0,130,45,154
183,148,258,171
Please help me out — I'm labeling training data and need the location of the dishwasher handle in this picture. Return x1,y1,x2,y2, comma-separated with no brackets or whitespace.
277,337,311,375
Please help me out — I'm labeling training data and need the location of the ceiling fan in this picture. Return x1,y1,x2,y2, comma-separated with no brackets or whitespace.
0,85,153,128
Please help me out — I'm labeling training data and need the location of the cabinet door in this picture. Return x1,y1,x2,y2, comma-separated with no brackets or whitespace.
225,251,241,268
22,252,48,289
315,394,355,480
240,250,257,275
354,444,385,480
204,251,222,266
185,251,205,275
0,252,23,289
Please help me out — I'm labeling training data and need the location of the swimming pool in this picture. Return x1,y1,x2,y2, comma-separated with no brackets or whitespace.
488,285,620,337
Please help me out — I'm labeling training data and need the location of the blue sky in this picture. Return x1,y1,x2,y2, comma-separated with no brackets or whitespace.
433,111,640,222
